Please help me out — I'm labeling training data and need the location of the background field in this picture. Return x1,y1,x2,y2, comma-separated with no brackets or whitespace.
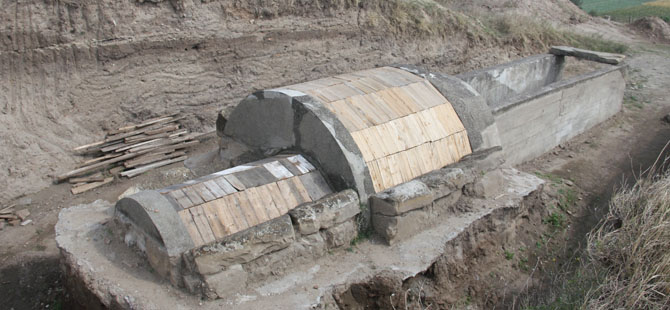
580,0,670,22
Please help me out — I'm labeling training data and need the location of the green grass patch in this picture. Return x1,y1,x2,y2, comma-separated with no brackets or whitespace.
605,4,670,22
543,212,566,229
580,0,655,14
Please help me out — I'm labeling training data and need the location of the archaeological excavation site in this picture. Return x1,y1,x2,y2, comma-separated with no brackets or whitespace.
54,46,627,309
5,0,670,309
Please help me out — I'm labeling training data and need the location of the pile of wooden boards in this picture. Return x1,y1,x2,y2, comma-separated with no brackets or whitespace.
56,113,202,194
0,205,30,229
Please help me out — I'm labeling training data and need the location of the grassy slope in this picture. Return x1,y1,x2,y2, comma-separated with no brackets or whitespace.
581,0,670,21
581,0,653,13
606,3,670,21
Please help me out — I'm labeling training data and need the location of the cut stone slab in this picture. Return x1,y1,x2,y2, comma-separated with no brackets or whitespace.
418,167,473,199
369,180,433,216
191,214,295,273
289,189,360,235
550,46,626,65
323,219,357,249
465,169,505,199
204,264,248,299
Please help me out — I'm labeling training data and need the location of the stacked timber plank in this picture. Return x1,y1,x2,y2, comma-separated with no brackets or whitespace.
57,114,202,194
0,205,31,228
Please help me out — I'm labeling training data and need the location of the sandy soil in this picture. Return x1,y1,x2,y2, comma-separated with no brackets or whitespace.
1,0,669,309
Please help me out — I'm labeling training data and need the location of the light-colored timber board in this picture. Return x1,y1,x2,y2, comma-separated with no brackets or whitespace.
190,205,216,244
178,210,205,247
201,202,228,240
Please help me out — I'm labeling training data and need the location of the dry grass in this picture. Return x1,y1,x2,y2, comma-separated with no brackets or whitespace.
487,15,629,54
583,168,670,309
644,0,670,8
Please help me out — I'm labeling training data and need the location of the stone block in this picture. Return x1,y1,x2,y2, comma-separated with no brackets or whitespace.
192,214,295,272
372,209,431,246
182,274,203,295
323,219,357,249
369,180,433,216
289,189,360,235
465,169,505,199
419,168,472,199
243,233,327,281
203,264,248,299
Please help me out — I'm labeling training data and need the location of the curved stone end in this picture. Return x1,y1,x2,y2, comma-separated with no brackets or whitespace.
115,190,195,258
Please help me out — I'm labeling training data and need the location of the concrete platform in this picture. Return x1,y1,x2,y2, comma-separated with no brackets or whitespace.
56,168,543,309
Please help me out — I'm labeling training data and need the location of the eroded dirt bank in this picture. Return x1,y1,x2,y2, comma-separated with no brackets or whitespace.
0,0,593,202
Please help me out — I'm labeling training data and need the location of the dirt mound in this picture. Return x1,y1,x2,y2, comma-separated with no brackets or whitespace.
0,0,611,203
632,17,670,43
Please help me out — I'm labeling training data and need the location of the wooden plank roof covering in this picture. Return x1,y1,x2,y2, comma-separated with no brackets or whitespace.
286,67,472,192
158,155,332,247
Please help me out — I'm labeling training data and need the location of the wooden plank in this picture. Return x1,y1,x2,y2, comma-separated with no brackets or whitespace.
189,206,216,244
367,159,384,193
213,177,238,195
277,179,299,208
127,134,196,153
70,177,114,195
255,184,282,219
59,152,127,180
395,151,414,182
289,176,312,204
77,154,123,168
216,197,241,235
167,189,195,209
375,124,400,156
144,124,181,136
262,161,293,180
203,180,226,199
178,210,205,247
192,182,216,202
350,131,375,162
385,153,403,187
182,186,205,206
73,140,105,152
267,183,290,214
298,172,332,201
381,122,405,155
244,187,272,223
124,151,186,168
201,202,228,240
68,172,104,184
235,191,261,226
360,94,392,124
375,157,393,190
358,127,384,160
114,138,163,153
235,167,277,188
327,99,365,131
108,113,180,135
223,194,249,232
405,145,423,177
224,174,246,191
287,155,316,173
390,87,422,114
119,155,187,178
210,198,238,236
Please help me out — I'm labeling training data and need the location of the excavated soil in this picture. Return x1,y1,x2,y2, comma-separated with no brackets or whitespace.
1,0,670,309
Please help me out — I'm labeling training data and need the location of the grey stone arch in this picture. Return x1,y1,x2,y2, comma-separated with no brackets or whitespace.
115,191,195,283
223,89,375,199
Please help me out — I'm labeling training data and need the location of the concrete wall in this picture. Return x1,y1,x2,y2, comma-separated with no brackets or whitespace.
494,66,625,165
457,54,564,110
